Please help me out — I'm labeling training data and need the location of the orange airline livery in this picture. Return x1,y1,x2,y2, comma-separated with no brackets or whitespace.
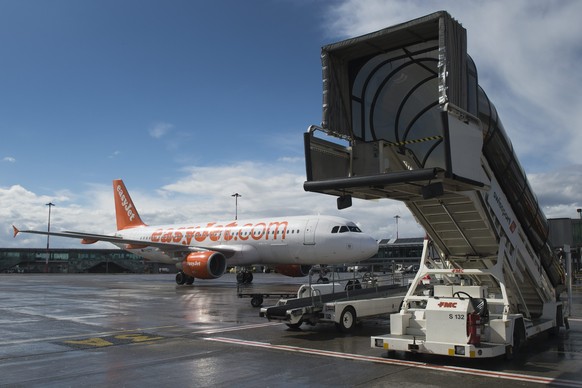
13,179,378,285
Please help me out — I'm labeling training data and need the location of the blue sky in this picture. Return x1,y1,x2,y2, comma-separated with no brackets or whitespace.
1,0,326,190
2,0,582,248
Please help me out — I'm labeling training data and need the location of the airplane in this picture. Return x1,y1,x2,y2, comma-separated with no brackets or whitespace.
13,179,379,285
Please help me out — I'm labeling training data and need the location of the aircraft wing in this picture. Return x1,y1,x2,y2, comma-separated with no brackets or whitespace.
12,226,239,257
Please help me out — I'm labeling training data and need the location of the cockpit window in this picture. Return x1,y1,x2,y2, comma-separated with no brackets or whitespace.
332,224,363,233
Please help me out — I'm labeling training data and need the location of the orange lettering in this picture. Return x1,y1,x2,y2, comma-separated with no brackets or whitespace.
223,222,238,241
267,221,288,240
195,223,216,242
209,224,223,242
251,223,266,240
184,228,195,245
172,229,183,243
161,228,174,243
238,223,253,241
151,229,163,242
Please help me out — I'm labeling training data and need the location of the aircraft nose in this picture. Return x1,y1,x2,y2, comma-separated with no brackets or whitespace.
361,235,378,258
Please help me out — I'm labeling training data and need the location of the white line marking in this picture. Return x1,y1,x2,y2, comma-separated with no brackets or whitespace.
193,322,281,334
205,337,582,387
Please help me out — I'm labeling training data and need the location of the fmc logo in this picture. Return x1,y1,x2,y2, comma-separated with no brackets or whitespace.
437,301,458,308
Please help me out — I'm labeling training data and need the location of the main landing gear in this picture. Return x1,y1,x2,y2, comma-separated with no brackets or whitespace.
175,271,195,285
236,269,254,284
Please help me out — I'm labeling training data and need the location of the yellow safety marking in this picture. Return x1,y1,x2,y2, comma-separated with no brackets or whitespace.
59,333,164,349
64,337,113,348
448,348,455,356
383,342,389,349
115,333,164,343
470,350,476,358
389,135,443,146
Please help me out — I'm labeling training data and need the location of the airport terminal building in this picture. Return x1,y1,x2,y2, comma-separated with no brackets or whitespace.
0,248,172,274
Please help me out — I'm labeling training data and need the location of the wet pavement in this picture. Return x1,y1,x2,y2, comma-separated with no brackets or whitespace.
0,273,581,387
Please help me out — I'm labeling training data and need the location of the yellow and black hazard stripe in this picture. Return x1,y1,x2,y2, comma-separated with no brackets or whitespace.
389,135,443,146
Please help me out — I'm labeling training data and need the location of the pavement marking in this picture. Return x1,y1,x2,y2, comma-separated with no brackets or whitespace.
59,333,165,349
193,321,282,334
205,337,582,388
0,326,178,346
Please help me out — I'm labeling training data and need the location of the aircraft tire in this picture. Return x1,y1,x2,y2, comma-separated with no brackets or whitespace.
175,272,187,285
186,276,194,285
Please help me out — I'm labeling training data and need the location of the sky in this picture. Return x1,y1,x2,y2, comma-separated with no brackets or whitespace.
1,0,582,249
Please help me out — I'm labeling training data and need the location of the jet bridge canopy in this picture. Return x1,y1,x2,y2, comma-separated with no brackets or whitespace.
306,11,487,201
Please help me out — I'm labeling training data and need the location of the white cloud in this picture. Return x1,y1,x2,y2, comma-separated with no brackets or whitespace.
3,156,16,163
149,122,173,139
5,2,579,252
1,184,114,249
528,166,582,218
321,0,582,226
323,0,582,169
1,162,424,249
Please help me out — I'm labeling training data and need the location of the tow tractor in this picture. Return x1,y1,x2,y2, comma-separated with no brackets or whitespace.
260,272,406,332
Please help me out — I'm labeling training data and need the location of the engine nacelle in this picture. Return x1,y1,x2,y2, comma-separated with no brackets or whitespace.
180,251,227,279
274,264,311,278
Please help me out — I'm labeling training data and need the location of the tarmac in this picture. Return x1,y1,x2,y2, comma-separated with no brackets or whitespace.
0,273,581,387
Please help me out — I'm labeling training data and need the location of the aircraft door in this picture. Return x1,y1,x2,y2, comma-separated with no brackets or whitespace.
303,218,318,245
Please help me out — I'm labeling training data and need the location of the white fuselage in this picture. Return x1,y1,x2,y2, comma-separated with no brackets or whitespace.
113,215,378,266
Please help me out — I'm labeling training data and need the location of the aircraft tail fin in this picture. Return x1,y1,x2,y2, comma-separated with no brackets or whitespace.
113,179,147,230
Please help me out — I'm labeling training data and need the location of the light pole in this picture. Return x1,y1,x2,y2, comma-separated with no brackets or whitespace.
394,215,401,240
232,193,241,220
577,209,582,272
45,202,55,273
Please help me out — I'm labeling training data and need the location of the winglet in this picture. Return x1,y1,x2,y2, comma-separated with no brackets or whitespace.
12,225,20,238
113,179,147,230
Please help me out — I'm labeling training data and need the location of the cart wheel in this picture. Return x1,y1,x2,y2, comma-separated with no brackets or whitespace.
286,321,303,330
337,306,357,333
251,295,263,308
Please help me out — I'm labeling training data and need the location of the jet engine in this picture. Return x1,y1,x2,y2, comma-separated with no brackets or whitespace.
181,251,227,279
274,264,311,277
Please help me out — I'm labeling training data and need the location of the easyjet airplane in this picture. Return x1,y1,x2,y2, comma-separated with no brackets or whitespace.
13,179,378,285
